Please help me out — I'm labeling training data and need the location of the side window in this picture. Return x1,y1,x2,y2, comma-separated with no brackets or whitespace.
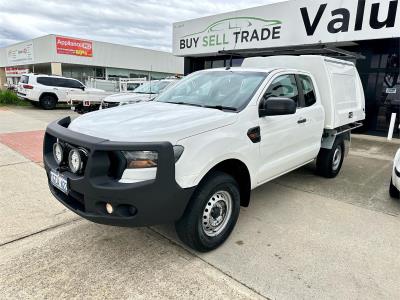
264,74,299,106
37,77,59,86
67,79,84,89
58,79,78,88
298,75,316,107
37,77,51,86
52,78,65,87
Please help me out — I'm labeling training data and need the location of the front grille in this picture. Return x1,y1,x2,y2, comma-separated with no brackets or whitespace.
51,183,85,212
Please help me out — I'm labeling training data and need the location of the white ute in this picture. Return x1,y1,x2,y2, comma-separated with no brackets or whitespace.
44,55,365,252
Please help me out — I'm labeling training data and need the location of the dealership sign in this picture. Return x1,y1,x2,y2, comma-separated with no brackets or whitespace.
173,0,400,56
7,42,34,65
56,36,93,57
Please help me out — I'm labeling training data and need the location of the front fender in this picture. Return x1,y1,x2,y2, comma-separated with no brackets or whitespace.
175,127,259,189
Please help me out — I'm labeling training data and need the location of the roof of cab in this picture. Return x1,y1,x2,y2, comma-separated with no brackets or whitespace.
197,67,276,74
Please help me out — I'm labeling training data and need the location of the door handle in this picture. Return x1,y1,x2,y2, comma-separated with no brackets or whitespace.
297,118,307,124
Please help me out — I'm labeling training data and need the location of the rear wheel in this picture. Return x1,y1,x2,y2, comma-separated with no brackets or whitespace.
40,95,57,110
389,178,399,199
316,138,345,178
175,171,240,252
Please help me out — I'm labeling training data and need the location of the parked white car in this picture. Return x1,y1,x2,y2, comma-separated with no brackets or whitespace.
17,73,104,109
43,56,365,252
390,149,400,198
101,79,179,109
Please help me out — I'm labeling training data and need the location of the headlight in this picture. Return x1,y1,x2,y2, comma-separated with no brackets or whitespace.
68,148,87,174
122,151,158,169
122,146,183,169
53,142,64,165
120,100,139,106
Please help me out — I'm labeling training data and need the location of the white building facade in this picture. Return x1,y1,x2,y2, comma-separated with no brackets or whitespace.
0,34,183,88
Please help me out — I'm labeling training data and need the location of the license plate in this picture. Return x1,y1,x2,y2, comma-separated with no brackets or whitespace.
50,170,69,194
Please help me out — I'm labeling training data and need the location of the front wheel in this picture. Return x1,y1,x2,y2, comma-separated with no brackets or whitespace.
175,171,240,252
316,139,345,178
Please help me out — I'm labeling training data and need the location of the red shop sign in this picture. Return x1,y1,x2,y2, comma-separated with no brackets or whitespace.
56,36,93,57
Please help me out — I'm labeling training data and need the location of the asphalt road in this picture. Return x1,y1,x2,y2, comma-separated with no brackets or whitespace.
1,106,399,299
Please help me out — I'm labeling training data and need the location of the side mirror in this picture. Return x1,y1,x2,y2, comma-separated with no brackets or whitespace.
259,97,297,117
80,86,85,91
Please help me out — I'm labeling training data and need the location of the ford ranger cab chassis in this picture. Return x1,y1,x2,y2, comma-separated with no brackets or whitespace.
44,56,365,252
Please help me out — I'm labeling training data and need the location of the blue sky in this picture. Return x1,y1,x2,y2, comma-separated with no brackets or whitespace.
0,0,285,51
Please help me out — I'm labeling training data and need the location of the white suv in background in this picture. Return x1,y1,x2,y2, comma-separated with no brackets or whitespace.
101,78,179,109
17,74,104,109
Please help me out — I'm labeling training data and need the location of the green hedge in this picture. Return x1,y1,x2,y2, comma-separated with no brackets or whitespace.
0,90,28,105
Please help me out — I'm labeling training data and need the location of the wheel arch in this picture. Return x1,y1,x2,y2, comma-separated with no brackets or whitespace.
199,159,252,207
39,92,59,101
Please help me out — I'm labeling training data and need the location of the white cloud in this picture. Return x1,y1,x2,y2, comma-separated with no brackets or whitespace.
0,0,285,51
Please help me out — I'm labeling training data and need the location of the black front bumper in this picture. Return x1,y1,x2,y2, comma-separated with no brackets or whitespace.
43,117,194,227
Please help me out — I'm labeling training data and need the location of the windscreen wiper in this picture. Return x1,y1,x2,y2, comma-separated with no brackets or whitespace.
204,105,238,112
164,101,202,107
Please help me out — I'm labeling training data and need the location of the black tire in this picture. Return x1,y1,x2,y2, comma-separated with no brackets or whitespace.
389,178,400,199
40,94,57,110
175,171,240,252
316,138,345,178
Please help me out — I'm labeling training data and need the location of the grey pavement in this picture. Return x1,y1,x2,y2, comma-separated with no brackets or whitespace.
0,106,400,299
0,222,261,299
0,106,75,133
0,151,77,245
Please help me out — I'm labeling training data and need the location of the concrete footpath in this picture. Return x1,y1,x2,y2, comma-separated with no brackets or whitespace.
0,106,399,299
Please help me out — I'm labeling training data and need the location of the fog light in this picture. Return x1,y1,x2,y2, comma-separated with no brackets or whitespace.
68,148,87,174
106,203,113,214
53,142,64,165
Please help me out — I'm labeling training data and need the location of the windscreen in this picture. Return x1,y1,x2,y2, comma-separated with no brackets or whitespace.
133,81,172,94
156,71,267,111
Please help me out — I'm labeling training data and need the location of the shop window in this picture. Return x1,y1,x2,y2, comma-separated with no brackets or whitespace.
231,58,244,67
95,68,105,79
212,60,225,68
370,55,380,69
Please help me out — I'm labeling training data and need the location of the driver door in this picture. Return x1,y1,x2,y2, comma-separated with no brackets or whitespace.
257,73,309,184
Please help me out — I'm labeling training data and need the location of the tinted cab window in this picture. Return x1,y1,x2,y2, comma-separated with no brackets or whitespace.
264,74,299,106
298,75,316,107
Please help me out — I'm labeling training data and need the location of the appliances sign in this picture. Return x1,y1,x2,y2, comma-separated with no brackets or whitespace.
56,36,93,57
7,42,34,65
